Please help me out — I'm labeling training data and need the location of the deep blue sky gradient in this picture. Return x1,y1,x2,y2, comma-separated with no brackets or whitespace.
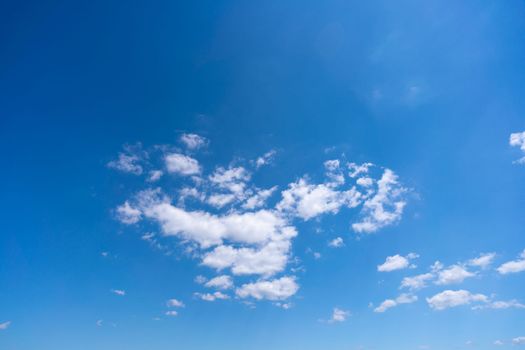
1,1,525,349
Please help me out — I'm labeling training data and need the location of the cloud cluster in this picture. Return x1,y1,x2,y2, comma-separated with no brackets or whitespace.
510,131,525,164
111,135,411,303
376,251,525,313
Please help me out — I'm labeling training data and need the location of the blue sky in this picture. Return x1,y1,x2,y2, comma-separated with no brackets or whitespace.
2,0,525,349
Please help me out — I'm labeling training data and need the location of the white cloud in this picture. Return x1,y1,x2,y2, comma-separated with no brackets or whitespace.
202,237,293,276
113,149,411,307
210,166,250,193
374,293,417,313
204,275,233,290
165,153,201,175
111,289,126,296
513,337,525,345
324,159,345,186
426,290,488,310
377,253,418,272
194,275,207,284
147,170,163,182
472,299,525,310
0,321,11,330
497,250,525,275
166,298,185,308
242,187,277,210
352,169,407,233
348,162,373,178
116,201,141,224
108,145,144,175
330,307,350,322
137,190,295,249
400,273,434,290
96,320,103,327
328,237,344,248
195,291,230,301
236,276,299,301
165,310,178,316
510,131,525,164
255,150,277,168
468,253,496,269
435,265,475,285
180,133,208,150
356,177,374,187
207,193,236,208
493,340,504,346
277,178,361,220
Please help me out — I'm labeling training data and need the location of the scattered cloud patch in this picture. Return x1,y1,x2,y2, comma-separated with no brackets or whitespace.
497,250,525,275
147,170,163,182
468,253,496,269
166,299,185,308
180,133,208,150
513,337,525,345
352,169,407,233
426,290,488,310
165,153,201,176
165,310,178,316
111,289,126,296
510,131,525,164
328,237,344,248
116,201,141,224
0,321,11,330
235,277,299,301
401,273,434,291
472,299,525,310
374,293,417,313
255,150,277,168
435,265,475,285
195,291,230,301
204,275,233,290
107,144,145,175
377,253,418,272
330,307,350,322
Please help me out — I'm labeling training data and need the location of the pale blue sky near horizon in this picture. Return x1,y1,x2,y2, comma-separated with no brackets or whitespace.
1,1,525,349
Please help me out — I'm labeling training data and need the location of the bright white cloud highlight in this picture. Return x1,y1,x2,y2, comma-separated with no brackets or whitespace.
107,145,144,175
426,290,488,310
377,253,418,272
204,275,233,290
116,201,141,224
180,133,208,150
235,277,299,301
165,153,201,175
401,273,434,290
468,253,496,269
352,169,407,233
497,250,525,275
435,265,475,285
195,291,230,301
